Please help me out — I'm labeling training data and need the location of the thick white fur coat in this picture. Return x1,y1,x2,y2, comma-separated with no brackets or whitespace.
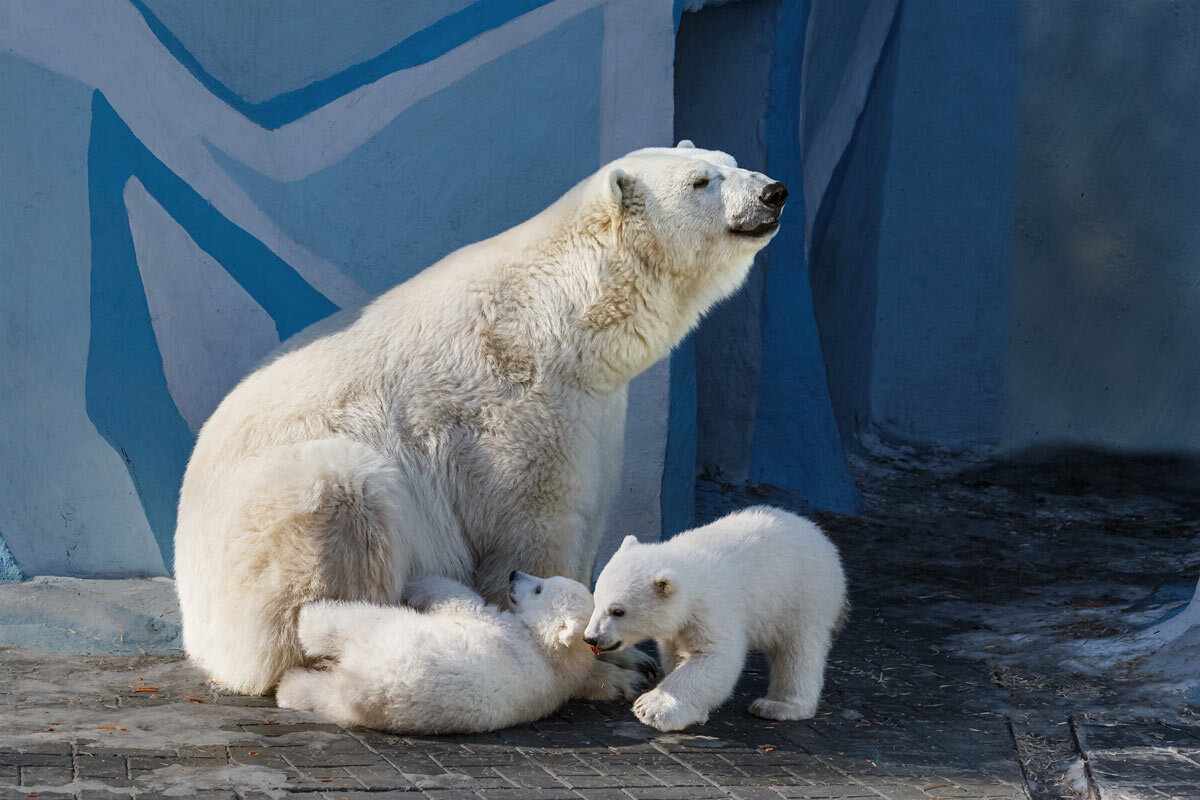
275,576,645,733
586,507,848,731
174,143,784,694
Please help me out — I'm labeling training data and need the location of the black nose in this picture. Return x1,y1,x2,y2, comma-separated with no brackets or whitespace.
509,570,518,582
583,635,598,647
760,181,788,210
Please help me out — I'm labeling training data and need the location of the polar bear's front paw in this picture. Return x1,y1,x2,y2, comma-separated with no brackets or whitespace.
748,697,816,721
633,689,707,731
582,659,654,702
599,646,661,682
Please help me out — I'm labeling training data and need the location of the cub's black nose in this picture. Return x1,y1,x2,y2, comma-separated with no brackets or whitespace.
509,570,518,582
760,181,788,210
583,635,599,647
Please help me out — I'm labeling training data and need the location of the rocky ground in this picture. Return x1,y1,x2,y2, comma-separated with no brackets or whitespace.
2,447,1198,800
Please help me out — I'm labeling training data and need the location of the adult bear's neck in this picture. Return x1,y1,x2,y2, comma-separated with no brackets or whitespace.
572,233,712,392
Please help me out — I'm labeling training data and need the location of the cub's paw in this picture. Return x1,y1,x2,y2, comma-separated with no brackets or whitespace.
633,689,707,732
748,697,816,721
585,659,654,702
599,646,662,682
275,667,329,712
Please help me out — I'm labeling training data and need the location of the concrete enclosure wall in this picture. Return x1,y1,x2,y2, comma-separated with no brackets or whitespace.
3,0,1198,581
808,0,1200,458
0,0,675,580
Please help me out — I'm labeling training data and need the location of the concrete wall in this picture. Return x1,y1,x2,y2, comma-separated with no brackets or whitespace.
809,0,1200,461
669,0,863,523
5,0,1197,581
1005,0,1200,455
0,0,675,580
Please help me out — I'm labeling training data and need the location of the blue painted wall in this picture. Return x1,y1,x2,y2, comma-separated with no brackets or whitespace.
809,0,1020,452
1005,0,1200,454
808,0,1200,460
0,0,676,580
672,0,860,522
5,0,1199,580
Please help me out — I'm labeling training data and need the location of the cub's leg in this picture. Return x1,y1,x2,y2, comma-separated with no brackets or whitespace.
402,576,484,614
275,666,364,728
656,638,683,677
633,635,746,731
749,625,836,721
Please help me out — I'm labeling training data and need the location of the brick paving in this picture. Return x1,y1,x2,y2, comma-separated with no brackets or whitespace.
2,449,1199,799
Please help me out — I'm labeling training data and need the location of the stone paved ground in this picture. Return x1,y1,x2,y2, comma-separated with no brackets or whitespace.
2,449,1199,800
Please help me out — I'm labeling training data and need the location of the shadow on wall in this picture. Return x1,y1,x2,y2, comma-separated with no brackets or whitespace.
1006,0,1200,455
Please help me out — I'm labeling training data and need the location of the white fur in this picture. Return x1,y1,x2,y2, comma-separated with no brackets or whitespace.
174,142,785,693
275,574,650,733
585,507,848,731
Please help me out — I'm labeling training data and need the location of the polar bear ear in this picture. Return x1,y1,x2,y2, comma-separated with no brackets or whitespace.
676,139,695,149
652,569,676,598
604,167,628,208
558,615,585,648
620,534,639,550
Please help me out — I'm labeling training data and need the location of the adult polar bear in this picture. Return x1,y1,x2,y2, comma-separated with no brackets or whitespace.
174,142,788,694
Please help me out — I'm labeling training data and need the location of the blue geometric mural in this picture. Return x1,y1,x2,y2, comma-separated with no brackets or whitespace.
1,0,676,578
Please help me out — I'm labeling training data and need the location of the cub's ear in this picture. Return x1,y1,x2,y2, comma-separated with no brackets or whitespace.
676,139,696,149
652,569,676,598
558,615,585,648
620,534,639,550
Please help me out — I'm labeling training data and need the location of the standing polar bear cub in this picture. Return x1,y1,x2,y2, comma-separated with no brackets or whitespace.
276,573,649,734
585,507,848,731
174,141,787,694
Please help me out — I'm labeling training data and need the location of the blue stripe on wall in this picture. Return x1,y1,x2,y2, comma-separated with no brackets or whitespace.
130,0,555,130
661,336,697,539
206,7,604,296
747,0,860,512
85,92,339,571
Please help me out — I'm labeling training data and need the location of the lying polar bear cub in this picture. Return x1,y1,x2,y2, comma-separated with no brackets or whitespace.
276,573,651,734
585,507,848,731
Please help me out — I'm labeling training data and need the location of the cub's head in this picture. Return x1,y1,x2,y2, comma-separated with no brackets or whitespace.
507,571,594,656
583,536,686,654
595,140,787,309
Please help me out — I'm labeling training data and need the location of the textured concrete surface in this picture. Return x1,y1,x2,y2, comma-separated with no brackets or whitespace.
2,450,1198,799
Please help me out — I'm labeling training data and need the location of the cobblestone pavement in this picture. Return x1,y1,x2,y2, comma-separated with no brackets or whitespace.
2,450,1199,800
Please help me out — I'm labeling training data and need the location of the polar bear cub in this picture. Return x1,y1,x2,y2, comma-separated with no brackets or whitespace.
585,507,848,731
276,573,651,734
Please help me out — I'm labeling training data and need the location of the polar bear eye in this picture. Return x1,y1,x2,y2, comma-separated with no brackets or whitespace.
692,177,710,190
609,607,625,617
535,586,542,595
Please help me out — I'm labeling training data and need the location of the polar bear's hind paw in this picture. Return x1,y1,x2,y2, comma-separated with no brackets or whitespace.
748,697,816,721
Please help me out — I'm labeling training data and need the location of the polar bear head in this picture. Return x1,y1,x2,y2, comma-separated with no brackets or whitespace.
583,535,688,653
507,571,595,656
576,141,788,378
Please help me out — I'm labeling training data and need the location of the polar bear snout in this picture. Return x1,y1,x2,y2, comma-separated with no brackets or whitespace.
760,181,788,211
582,614,624,653
581,631,621,653
727,174,788,238
508,570,541,606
